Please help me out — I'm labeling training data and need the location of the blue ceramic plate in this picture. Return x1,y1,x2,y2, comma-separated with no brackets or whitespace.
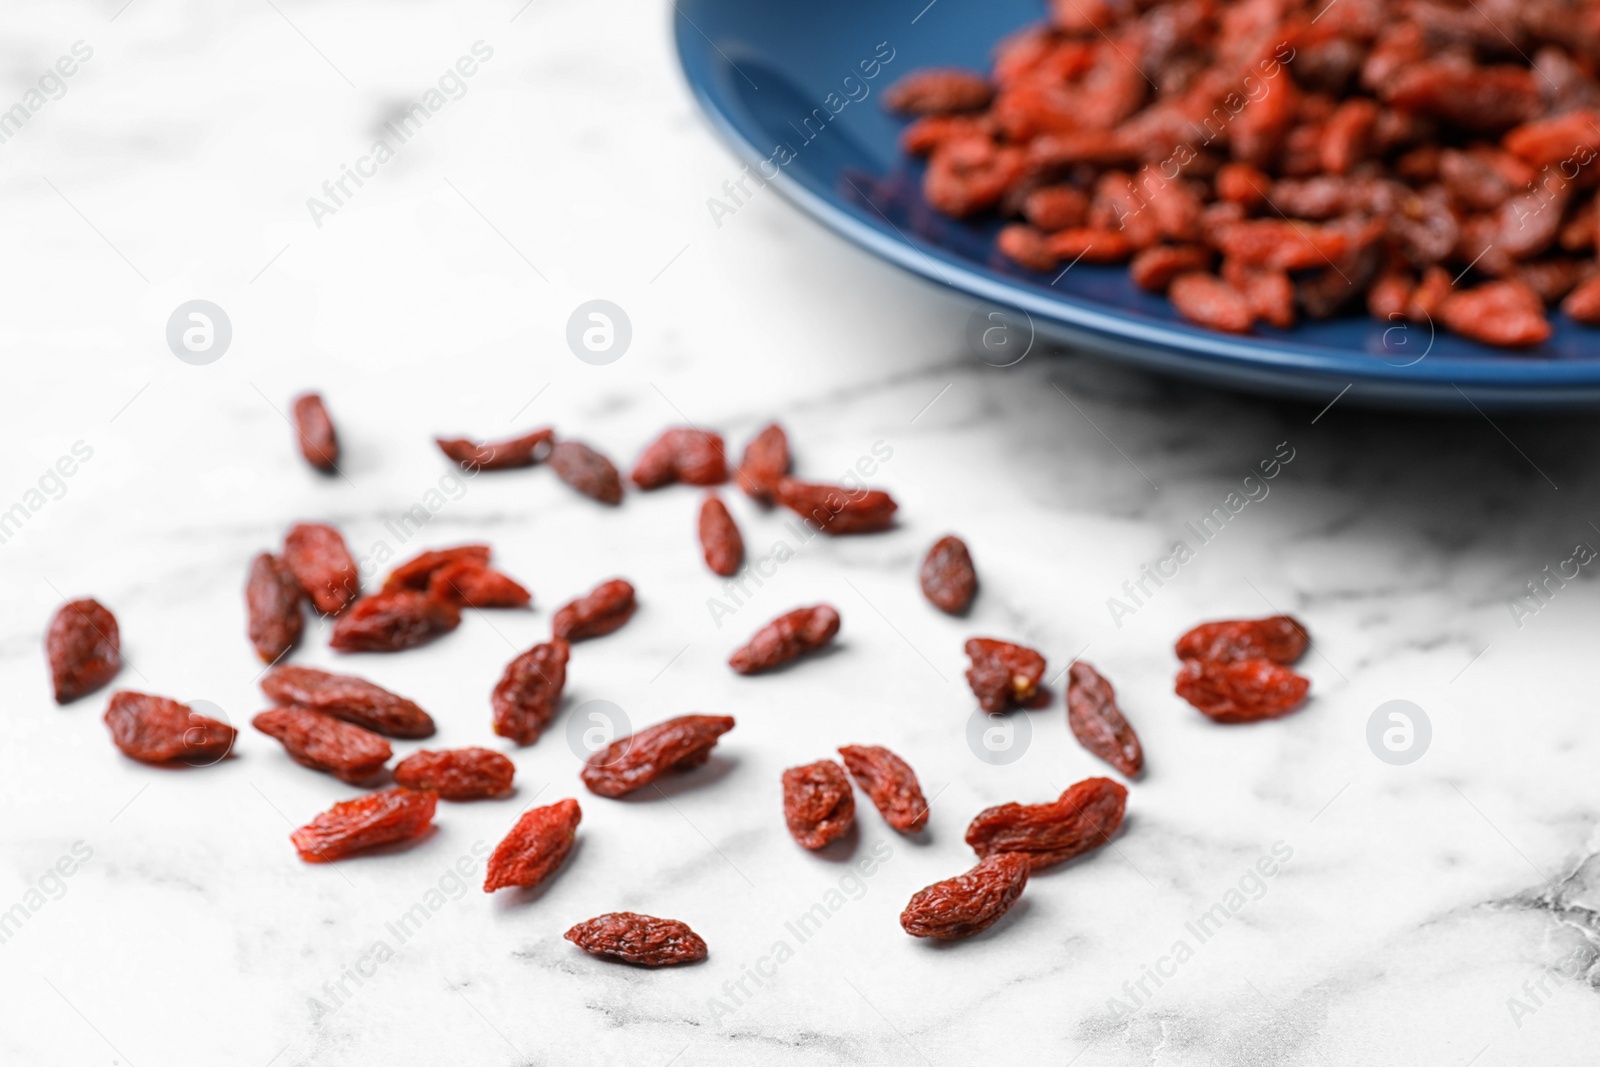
674,0,1600,409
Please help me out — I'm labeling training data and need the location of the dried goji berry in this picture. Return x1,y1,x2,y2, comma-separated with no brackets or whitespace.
564,912,707,967
900,853,1030,940
552,578,636,641
1065,662,1142,777
965,777,1127,869
1382,64,1541,133
548,440,623,505
252,706,391,784
484,798,581,890
631,427,728,489
997,224,1059,271
886,69,993,114
261,665,435,738
1023,185,1088,231
698,494,744,577
1564,273,1600,324
774,478,897,534
728,605,840,675
919,535,977,615
580,714,735,798
838,744,929,834
395,747,515,800
329,590,460,653
1130,245,1212,292
381,544,491,593
435,426,553,470
46,597,120,703
782,760,855,850
104,691,237,765
427,560,531,608
283,522,361,614
964,637,1045,713
1175,615,1309,664
491,639,570,745
290,787,437,863
737,423,790,503
1439,281,1552,347
1174,658,1311,723
246,553,304,663
292,392,339,473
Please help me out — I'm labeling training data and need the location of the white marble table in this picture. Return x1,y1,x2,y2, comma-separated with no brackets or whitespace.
3,1,1599,1064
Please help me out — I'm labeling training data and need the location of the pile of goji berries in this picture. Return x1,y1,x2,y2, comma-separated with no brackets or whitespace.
43,400,1316,964
885,0,1600,347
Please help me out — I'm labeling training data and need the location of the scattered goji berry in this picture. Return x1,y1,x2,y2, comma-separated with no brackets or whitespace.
552,579,636,641
774,478,897,534
252,706,392,784
104,691,237,764
261,665,435,738
1130,245,1212,293
283,522,361,614
491,639,570,745
965,777,1127,869
291,393,339,473
246,553,304,663
1168,272,1256,333
396,747,516,800
838,744,929,834
1439,281,1552,347
919,535,977,615
631,427,729,489
698,494,744,577
46,597,121,703
1564,274,1600,324
381,544,491,593
885,69,993,114
1175,615,1309,664
484,798,581,891
290,787,437,863
427,560,532,608
328,590,460,653
1065,662,1142,777
1174,658,1311,723
900,853,1030,940
964,637,1045,713
564,913,707,966
736,423,790,503
549,440,623,504
728,605,840,674
580,714,735,798
782,760,856,850
435,427,554,470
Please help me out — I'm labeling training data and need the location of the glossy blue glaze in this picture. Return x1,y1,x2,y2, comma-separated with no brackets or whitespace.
674,0,1600,409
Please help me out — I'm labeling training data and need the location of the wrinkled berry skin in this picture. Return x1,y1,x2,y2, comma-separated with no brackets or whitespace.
104,691,237,765
737,423,790,503
396,747,516,800
549,440,623,504
428,561,531,608
964,638,1046,712
839,744,929,834
698,494,744,577
435,427,553,470
728,605,840,674
900,853,1030,940
782,760,856,850
47,598,121,703
283,522,360,615
775,478,897,534
290,787,437,863
292,393,339,472
564,912,708,967
581,714,735,798
552,579,636,641
965,778,1128,869
886,69,993,114
920,536,978,614
261,665,435,738
1065,662,1143,777
492,639,570,745
1174,658,1310,723
246,553,304,663
1175,615,1308,664
329,590,460,653
483,798,581,891
631,427,728,489
382,545,491,593
252,706,391,784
